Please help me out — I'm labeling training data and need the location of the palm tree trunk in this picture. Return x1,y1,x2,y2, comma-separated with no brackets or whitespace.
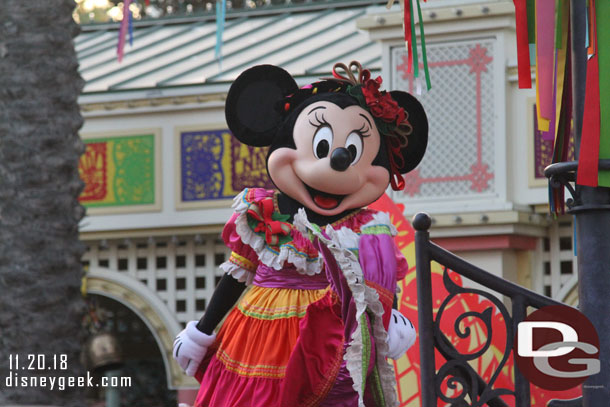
0,1,86,406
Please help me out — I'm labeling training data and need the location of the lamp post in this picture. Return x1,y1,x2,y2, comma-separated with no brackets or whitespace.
545,1,610,405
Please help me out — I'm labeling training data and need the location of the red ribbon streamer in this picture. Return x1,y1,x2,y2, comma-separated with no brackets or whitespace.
577,0,600,187
514,0,532,88
578,65,599,185
577,54,601,187
388,137,406,191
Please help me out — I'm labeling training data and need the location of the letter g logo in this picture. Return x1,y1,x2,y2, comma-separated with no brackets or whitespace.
533,341,600,378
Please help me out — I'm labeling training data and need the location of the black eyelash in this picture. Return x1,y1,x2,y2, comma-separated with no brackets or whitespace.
353,122,371,138
309,111,330,128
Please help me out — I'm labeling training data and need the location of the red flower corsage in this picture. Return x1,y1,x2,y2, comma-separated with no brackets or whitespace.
361,76,407,126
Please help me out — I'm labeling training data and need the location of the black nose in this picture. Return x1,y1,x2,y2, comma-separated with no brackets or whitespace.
330,148,351,172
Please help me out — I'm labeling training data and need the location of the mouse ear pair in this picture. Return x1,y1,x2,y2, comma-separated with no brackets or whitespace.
225,65,298,147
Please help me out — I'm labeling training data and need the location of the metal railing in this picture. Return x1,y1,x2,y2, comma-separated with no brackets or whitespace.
412,212,583,407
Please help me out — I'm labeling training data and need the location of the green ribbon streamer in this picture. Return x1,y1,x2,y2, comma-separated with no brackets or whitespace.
553,114,565,163
527,0,536,44
410,0,419,79
555,0,563,49
597,0,610,186
416,0,431,90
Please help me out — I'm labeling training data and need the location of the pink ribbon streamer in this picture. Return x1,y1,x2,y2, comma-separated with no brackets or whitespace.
117,0,132,62
535,0,556,126
541,50,558,141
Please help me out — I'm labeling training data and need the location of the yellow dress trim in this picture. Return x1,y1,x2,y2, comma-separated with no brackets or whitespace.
229,251,256,272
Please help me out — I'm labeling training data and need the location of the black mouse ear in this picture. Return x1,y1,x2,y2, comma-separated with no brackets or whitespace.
390,91,428,173
225,65,298,147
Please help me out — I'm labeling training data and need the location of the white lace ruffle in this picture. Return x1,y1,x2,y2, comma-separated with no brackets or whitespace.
294,209,399,407
220,261,255,286
329,226,360,252
231,190,323,275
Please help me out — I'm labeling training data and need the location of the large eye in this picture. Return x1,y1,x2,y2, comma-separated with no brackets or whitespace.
345,132,363,165
313,126,333,159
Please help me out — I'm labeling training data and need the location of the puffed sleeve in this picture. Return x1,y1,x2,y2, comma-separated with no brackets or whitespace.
395,243,409,282
358,211,409,289
219,212,259,285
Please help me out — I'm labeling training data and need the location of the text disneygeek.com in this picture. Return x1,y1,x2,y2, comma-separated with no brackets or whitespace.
3,354,131,391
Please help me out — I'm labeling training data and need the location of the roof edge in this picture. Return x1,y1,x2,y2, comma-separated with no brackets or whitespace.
79,0,387,32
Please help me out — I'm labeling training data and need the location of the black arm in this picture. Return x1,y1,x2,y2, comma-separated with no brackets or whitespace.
196,274,247,335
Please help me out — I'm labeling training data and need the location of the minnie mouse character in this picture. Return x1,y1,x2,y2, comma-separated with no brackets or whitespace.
173,62,427,407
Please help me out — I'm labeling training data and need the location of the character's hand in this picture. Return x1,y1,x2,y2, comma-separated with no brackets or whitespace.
173,321,216,376
386,309,416,360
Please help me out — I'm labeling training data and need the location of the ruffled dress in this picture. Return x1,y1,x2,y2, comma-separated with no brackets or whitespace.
193,188,408,407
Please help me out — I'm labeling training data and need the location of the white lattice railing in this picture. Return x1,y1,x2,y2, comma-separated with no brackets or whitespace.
83,234,231,327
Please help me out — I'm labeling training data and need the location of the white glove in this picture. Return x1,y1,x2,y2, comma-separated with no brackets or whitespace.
173,321,216,376
386,309,416,360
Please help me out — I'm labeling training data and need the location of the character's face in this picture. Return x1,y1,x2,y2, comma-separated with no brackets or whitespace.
268,101,390,216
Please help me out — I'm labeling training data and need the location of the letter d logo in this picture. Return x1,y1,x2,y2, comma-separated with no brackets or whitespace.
517,321,578,357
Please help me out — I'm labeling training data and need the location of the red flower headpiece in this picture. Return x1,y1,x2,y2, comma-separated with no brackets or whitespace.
361,74,407,127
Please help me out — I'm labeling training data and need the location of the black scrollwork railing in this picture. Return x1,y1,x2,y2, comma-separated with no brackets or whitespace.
412,212,582,407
